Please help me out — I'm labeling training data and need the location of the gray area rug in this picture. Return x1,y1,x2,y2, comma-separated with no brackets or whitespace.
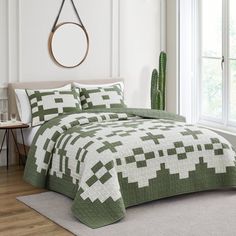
17,190,236,236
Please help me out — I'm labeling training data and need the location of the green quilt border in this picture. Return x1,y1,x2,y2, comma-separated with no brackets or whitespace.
44,157,236,228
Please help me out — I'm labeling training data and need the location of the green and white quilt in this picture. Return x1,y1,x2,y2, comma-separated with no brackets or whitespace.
23,108,236,228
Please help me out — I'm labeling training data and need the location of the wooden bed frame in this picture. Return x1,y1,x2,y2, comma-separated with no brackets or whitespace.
7,78,124,164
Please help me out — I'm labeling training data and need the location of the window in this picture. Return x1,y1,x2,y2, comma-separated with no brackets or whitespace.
180,0,236,131
199,0,236,128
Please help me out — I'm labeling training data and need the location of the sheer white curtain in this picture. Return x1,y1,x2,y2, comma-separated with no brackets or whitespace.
179,0,198,123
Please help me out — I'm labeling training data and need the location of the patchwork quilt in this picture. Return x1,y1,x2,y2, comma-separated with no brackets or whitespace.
23,108,236,228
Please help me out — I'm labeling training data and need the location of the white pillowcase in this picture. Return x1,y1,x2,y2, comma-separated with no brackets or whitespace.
15,84,72,124
73,81,124,92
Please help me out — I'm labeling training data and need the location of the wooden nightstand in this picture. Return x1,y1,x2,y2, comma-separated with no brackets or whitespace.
0,122,29,169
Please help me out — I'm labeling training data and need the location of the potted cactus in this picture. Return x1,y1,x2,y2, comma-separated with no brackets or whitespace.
151,51,167,110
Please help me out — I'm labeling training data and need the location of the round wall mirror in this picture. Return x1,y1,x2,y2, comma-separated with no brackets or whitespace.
49,22,89,68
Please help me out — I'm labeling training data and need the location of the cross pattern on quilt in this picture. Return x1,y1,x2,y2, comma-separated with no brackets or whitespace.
86,161,113,187
147,121,184,131
97,141,123,153
106,129,136,138
205,138,230,155
148,125,166,130
125,148,155,168
122,120,145,129
141,132,165,144
167,141,195,160
160,125,177,131
181,128,203,140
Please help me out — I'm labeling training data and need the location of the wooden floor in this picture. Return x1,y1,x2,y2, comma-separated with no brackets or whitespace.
0,166,73,236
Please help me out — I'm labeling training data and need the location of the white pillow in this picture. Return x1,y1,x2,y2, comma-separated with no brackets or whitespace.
15,84,72,124
73,81,124,92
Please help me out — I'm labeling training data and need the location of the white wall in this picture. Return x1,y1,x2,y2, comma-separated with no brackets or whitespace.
120,0,161,108
0,0,162,166
0,1,8,87
166,0,179,114
19,0,113,81
1,0,162,105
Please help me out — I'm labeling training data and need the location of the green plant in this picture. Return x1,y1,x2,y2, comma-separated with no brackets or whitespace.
151,51,167,110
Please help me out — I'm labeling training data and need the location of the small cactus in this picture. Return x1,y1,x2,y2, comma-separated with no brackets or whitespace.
151,69,159,110
151,51,167,110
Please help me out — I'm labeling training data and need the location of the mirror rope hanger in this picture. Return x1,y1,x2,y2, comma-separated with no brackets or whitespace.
52,0,84,32
48,0,89,68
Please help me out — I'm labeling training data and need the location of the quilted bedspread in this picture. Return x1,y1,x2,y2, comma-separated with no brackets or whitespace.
24,108,236,228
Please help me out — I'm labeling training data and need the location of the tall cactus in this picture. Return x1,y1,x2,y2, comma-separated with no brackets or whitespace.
151,51,167,110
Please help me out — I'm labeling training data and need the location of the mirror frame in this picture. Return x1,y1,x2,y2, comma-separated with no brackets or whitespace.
48,22,89,69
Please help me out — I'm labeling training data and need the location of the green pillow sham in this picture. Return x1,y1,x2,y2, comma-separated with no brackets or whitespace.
78,84,126,110
26,89,81,127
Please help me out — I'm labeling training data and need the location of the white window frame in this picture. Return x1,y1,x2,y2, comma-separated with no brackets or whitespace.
184,0,236,134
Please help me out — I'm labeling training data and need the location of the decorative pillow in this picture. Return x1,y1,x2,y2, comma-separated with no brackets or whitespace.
73,81,124,92
26,89,81,127
15,84,71,124
78,84,126,110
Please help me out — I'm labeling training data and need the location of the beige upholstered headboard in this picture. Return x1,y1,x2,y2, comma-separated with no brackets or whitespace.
8,78,124,119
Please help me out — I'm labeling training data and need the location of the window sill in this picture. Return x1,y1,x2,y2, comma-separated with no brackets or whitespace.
197,121,236,137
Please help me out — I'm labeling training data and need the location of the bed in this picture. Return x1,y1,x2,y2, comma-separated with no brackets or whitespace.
8,80,236,229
